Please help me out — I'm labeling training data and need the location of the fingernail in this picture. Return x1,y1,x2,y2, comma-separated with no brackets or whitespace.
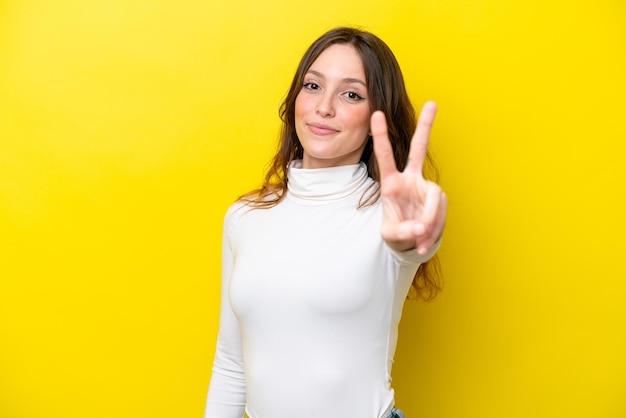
418,245,428,255
414,224,425,235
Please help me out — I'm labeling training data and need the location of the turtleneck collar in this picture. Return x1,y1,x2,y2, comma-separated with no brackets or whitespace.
286,160,372,205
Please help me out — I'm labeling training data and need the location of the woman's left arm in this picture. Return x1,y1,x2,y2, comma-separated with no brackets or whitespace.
370,101,448,255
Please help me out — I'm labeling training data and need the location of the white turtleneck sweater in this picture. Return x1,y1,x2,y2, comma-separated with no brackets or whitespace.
205,161,439,418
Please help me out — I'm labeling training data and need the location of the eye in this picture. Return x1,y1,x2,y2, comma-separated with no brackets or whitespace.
303,82,320,91
344,91,364,101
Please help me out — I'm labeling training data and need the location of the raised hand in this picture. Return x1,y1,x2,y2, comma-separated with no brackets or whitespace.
370,101,447,255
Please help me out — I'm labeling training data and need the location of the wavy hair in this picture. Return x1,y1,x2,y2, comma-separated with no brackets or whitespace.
241,27,442,301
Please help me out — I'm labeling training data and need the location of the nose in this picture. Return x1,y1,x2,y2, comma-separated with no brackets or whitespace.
316,92,335,118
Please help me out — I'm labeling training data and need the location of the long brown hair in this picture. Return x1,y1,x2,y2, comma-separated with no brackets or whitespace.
241,27,442,301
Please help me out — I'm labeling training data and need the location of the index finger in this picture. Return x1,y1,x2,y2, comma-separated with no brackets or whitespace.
371,110,399,180
406,101,438,175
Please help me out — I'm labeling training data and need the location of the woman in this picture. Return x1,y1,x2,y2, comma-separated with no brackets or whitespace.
205,27,447,418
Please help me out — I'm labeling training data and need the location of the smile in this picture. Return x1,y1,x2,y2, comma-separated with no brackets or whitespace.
307,123,340,136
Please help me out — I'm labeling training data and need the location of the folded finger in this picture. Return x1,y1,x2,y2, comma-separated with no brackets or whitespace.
417,186,446,255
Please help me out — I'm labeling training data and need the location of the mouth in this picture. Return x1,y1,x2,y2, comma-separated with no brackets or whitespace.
307,123,340,136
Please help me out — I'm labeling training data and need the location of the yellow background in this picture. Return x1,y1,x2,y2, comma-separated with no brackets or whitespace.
1,1,624,417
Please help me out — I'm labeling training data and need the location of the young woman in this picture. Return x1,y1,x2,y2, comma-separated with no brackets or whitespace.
205,27,447,418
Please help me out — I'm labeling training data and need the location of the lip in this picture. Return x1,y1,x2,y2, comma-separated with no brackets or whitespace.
307,123,340,136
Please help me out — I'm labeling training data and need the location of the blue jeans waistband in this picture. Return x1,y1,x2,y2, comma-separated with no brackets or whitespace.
388,408,406,418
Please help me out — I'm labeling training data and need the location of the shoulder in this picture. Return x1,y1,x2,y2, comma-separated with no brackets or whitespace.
222,201,250,238
223,198,281,234
224,200,252,225
225,200,248,217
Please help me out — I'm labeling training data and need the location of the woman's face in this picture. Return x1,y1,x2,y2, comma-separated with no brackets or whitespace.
295,43,371,169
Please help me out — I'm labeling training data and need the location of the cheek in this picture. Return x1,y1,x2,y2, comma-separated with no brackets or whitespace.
348,108,371,132
294,93,308,123
294,94,307,140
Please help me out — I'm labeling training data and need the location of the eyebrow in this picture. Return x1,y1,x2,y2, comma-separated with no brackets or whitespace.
306,70,367,87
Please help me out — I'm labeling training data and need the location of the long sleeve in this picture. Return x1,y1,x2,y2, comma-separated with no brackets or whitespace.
204,205,246,418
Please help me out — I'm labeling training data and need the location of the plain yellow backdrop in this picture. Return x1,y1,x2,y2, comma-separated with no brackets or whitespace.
1,1,624,417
